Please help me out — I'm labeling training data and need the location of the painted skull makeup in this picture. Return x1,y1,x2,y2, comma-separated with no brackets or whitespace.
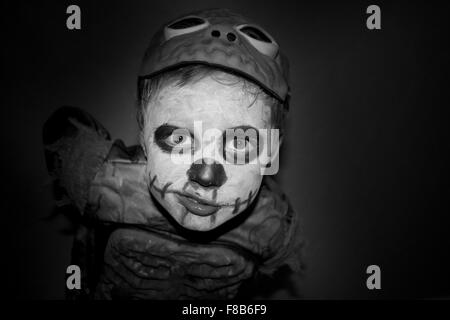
137,8,289,232
42,9,303,300
142,72,277,231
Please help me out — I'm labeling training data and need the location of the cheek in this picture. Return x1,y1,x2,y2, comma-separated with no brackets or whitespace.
218,164,262,199
145,141,190,186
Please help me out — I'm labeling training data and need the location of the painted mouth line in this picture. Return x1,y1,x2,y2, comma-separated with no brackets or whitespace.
147,172,258,217
176,193,220,217
174,191,220,207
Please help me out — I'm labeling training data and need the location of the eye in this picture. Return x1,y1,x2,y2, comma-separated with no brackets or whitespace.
222,128,260,165
166,131,192,147
239,26,272,42
164,16,210,41
154,125,193,153
168,17,205,29
227,136,251,151
236,24,279,58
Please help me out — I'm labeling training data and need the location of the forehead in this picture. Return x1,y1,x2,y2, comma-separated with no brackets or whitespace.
146,75,272,130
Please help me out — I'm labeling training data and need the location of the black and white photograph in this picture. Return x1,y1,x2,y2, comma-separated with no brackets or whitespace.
2,0,449,310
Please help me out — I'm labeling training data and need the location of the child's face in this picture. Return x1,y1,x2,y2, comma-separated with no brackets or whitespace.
142,74,274,231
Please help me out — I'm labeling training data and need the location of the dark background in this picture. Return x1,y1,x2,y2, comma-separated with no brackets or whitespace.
2,0,449,299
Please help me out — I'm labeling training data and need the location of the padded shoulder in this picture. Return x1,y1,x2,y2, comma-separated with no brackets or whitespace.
43,106,113,212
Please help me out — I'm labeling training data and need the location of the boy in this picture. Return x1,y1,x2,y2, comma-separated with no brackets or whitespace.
43,8,303,299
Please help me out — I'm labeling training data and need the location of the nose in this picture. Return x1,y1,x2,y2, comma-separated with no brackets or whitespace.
209,25,238,43
187,158,227,188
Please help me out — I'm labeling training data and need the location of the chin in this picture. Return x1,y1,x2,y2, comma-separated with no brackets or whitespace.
177,207,236,231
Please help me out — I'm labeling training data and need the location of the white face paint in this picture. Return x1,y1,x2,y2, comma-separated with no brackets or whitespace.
141,72,275,231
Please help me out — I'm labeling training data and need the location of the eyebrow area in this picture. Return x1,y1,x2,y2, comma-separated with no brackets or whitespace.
225,125,259,133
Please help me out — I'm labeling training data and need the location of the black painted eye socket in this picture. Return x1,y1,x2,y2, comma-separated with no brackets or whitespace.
167,17,206,30
154,125,194,153
239,26,272,43
221,127,260,165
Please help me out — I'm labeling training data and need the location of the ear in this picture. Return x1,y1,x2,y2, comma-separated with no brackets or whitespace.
138,129,149,160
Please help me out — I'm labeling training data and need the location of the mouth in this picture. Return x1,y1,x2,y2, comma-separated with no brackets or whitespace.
176,192,220,217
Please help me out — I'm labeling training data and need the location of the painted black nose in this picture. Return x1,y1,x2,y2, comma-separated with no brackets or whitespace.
187,159,227,188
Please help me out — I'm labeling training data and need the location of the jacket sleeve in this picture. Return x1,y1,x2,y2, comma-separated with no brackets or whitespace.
42,106,114,213
253,177,305,276
217,176,304,276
